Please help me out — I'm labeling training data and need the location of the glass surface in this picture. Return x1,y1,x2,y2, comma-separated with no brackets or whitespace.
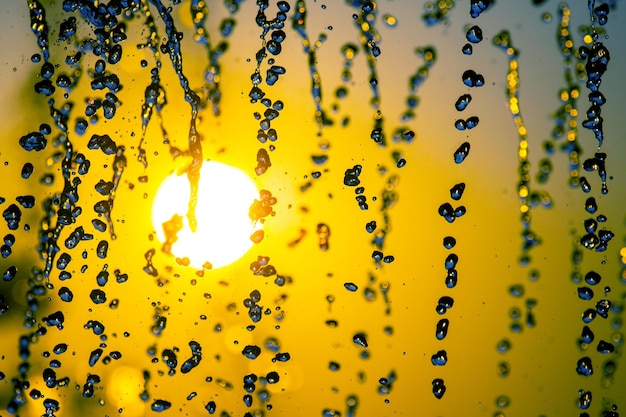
0,0,624,416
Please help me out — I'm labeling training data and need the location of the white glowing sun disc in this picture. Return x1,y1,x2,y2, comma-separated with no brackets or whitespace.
152,161,261,270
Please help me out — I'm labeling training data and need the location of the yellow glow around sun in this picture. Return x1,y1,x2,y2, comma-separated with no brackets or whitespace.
151,161,261,270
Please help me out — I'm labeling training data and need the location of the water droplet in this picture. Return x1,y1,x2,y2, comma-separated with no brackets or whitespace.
462,70,484,87
444,254,458,270
455,94,472,111
466,25,483,43
19,131,47,151
151,399,172,412
58,287,73,302
470,0,491,18
495,395,510,408
454,142,471,164
594,3,610,26
445,269,458,288
443,236,456,249
89,289,107,304
596,299,611,318
435,319,449,340
432,378,446,399
496,339,511,353
585,197,598,214
576,356,594,376
584,271,601,285
383,14,397,27
497,361,510,377
438,203,455,223
343,165,362,186
596,339,614,354
581,325,595,343
580,232,600,250
578,286,595,300
450,183,466,200
578,390,592,409
266,371,280,384
317,223,330,251
431,350,448,365
353,332,368,348
242,345,261,359
582,308,597,323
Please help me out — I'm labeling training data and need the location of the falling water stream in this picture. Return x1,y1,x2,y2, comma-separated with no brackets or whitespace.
1,0,625,416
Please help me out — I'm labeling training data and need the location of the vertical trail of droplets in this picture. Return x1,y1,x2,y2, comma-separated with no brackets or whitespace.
400,46,436,124
147,0,203,232
42,139,75,282
27,0,50,62
137,0,165,169
346,0,385,145
190,0,241,117
492,31,545,366
431,0,490,401
103,147,127,240
369,45,434,260
492,31,547,266
248,1,290,177
575,2,619,416
292,0,329,133
545,4,584,189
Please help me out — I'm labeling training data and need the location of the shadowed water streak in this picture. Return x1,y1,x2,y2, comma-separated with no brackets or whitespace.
292,0,329,132
148,0,203,232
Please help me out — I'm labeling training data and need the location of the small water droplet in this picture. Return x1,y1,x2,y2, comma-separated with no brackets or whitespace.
353,332,368,348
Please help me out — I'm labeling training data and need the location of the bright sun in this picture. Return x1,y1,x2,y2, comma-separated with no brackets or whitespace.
151,161,261,270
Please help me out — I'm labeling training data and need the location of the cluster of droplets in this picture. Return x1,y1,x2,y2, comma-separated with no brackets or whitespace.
254,98,285,175
572,262,623,416
7,1,247,414
236,272,293,412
